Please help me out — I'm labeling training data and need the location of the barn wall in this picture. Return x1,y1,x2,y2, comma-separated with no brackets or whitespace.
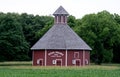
33,50,45,66
46,50,66,66
85,51,90,65
67,50,83,66
67,50,74,66
32,50,90,66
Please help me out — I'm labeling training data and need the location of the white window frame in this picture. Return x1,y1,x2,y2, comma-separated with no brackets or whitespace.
74,52,79,58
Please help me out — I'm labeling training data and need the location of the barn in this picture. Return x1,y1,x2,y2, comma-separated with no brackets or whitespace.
31,6,92,66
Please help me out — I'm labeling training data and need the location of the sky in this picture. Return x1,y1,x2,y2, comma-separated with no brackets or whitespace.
0,0,120,18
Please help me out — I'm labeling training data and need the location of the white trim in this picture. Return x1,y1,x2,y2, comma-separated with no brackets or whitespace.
48,51,64,57
65,49,67,66
32,50,34,65
74,52,79,58
45,49,47,66
52,60,56,64
85,59,88,65
83,50,85,66
37,58,43,66
89,51,90,65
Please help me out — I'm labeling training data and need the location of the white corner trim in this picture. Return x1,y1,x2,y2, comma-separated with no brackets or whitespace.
65,49,67,66
32,50,34,65
83,50,85,66
45,49,47,66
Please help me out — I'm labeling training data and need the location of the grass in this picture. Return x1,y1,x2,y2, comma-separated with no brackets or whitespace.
0,61,120,77
0,61,31,66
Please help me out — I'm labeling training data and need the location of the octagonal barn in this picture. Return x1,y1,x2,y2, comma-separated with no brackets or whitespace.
31,6,92,66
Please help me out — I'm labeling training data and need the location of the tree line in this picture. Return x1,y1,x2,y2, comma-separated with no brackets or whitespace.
0,13,53,61
0,11,120,64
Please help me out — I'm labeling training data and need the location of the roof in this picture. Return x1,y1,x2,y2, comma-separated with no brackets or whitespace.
31,24,92,50
53,6,69,15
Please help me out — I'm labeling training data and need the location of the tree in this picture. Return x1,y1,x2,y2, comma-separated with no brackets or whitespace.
19,14,54,46
0,13,30,61
68,15,76,28
112,14,120,63
75,11,120,64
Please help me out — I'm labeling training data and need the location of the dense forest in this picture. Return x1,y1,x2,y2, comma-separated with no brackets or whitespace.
0,11,120,64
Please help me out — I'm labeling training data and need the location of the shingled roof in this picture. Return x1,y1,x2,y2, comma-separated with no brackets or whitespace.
31,24,92,50
53,6,69,15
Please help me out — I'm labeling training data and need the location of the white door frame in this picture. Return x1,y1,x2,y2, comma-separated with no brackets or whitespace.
56,59,62,66
37,59,43,66
75,59,81,66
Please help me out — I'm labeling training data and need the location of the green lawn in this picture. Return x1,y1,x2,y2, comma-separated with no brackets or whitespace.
0,61,120,77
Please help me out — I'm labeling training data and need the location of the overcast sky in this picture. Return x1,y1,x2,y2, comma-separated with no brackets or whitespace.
0,0,120,18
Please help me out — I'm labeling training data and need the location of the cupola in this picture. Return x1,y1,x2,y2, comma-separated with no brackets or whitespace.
53,6,69,24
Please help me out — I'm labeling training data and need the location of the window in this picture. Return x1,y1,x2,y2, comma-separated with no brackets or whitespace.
74,52,79,58
52,60,56,64
72,60,76,64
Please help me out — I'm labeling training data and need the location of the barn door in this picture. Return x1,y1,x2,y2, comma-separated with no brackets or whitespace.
75,59,81,66
56,59,62,66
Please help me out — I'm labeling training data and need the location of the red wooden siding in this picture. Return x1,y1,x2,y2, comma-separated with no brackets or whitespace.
47,50,66,66
85,51,90,65
33,50,90,66
33,50,45,66
67,50,83,66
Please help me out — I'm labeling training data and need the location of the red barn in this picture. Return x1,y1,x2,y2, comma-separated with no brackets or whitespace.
31,6,92,66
